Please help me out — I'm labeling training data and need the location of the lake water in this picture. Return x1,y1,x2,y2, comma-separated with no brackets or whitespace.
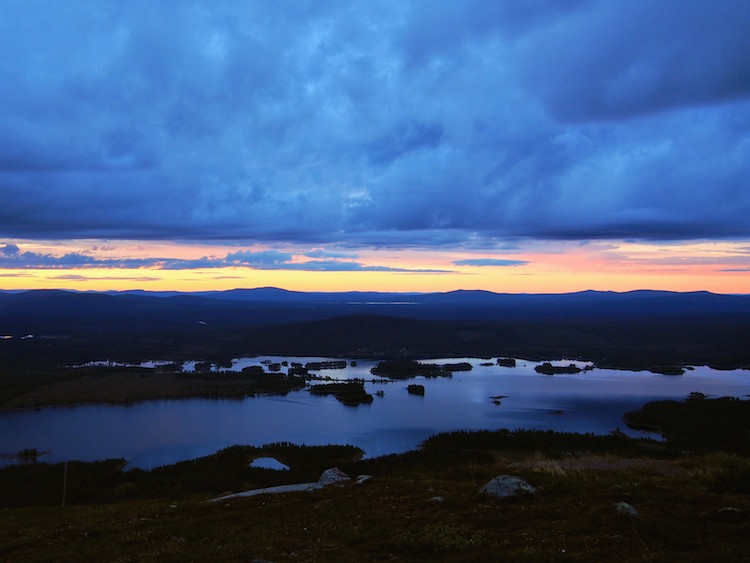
1,357,747,469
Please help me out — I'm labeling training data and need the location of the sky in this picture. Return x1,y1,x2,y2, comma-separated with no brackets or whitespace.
1,0,749,294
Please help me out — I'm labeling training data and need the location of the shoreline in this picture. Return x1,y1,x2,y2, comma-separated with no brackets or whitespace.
2,398,749,561
2,355,747,412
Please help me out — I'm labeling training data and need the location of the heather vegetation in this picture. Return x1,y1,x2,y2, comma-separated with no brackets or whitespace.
1,397,749,561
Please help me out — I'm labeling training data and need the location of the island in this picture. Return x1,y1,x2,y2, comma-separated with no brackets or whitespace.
308,381,374,406
534,362,583,375
370,359,472,379
0,365,308,410
407,383,425,396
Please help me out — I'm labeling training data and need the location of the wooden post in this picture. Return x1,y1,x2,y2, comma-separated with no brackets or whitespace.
62,461,68,507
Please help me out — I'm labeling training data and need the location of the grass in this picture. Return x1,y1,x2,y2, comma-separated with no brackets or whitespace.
2,398,749,561
2,451,749,561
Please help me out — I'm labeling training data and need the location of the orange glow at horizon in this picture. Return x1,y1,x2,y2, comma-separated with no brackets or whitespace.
0,264,747,295
0,239,748,294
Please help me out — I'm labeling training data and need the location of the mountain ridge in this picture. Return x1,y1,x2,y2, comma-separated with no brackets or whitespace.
2,287,749,337
2,288,749,369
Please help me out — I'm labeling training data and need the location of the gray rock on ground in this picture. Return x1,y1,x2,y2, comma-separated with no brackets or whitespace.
479,475,537,499
209,468,351,502
317,467,350,486
718,506,742,514
614,501,640,517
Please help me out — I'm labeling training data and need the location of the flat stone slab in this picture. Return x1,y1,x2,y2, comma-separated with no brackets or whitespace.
209,468,350,502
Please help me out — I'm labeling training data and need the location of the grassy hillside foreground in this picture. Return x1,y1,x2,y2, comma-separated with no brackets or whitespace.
1,397,749,561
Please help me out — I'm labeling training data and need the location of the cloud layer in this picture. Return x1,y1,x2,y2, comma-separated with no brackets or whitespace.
0,243,449,273
1,1,749,248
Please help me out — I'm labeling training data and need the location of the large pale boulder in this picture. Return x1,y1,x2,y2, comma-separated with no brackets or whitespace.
479,475,537,499
317,467,350,486
249,457,289,471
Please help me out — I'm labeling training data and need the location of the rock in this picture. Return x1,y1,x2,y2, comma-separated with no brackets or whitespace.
717,506,744,522
208,467,351,502
429,496,445,503
614,502,639,517
249,457,290,471
211,482,318,500
354,474,372,485
718,506,742,513
649,365,684,376
407,384,425,396
479,475,537,499
317,467,350,486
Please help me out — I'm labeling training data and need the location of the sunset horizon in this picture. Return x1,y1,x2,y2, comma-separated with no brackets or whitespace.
2,2,749,297
1,237,748,295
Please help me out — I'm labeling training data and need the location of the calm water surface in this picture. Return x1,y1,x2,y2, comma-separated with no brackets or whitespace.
1,358,747,468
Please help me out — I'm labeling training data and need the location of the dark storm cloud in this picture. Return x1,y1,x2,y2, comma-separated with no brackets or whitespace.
516,0,750,122
1,0,749,247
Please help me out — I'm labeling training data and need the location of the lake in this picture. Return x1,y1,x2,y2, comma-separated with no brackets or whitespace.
1,357,748,469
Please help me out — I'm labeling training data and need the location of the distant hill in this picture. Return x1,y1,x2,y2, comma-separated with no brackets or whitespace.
2,288,750,336
2,288,749,369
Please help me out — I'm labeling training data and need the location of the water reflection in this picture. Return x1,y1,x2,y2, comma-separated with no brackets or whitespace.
1,357,747,469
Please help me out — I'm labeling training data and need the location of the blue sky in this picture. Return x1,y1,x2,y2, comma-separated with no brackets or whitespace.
1,1,749,292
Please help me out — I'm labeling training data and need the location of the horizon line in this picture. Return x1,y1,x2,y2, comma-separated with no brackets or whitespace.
1,286,747,297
